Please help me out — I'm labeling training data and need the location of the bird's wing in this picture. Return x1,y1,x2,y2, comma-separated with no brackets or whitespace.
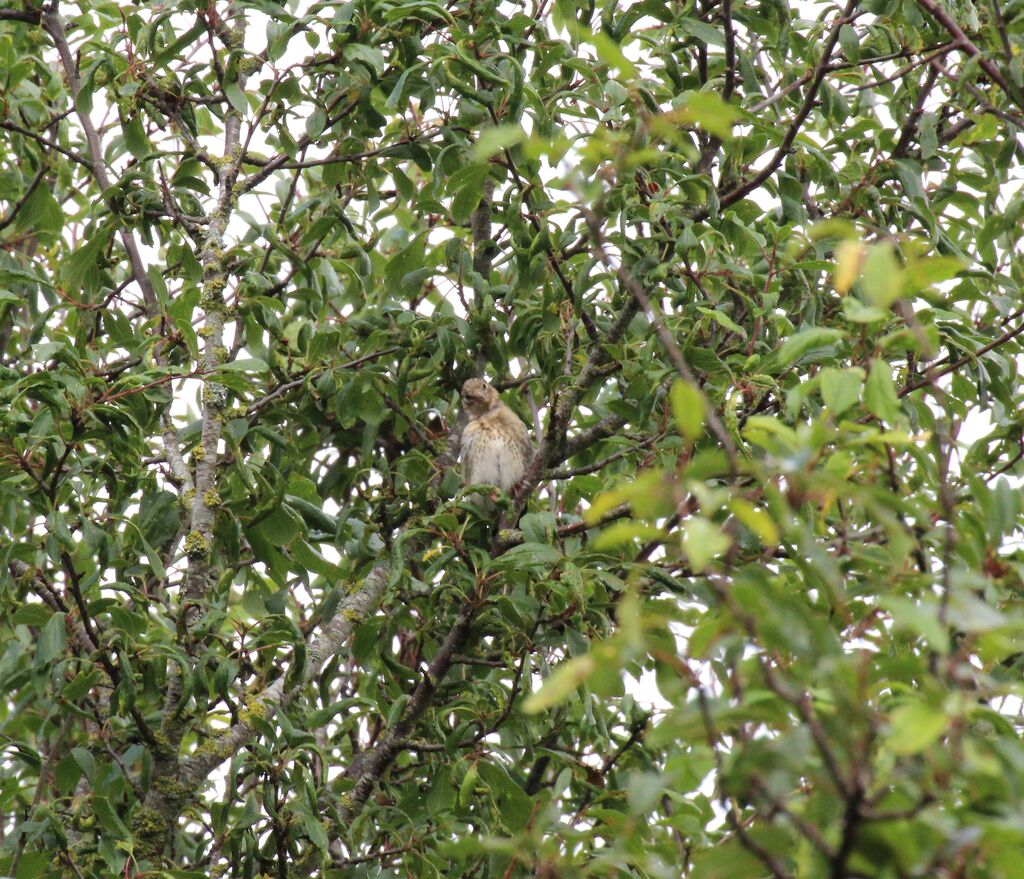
515,419,535,465
500,410,535,485
459,422,479,483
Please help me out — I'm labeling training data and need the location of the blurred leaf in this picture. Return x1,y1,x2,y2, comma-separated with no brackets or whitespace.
683,517,731,572
473,125,526,161
728,499,779,545
861,242,903,307
592,519,662,550
677,92,737,139
864,359,901,423
670,379,705,441
523,651,599,713
887,702,948,755
819,366,864,416
833,239,863,294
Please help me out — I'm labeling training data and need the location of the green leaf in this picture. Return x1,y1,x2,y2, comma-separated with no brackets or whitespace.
458,762,479,806
224,81,248,113
346,43,385,74
55,754,82,795
838,24,859,61
449,165,492,225
64,669,101,700
0,289,26,306
305,106,327,139
60,231,109,293
492,542,562,568
864,359,901,423
93,796,131,839
34,611,66,668
670,379,705,441
819,366,864,416
683,517,731,572
12,604,52,626
216,357,269,373
473,124,526,161
679,18,725,47
383,233,427,294
19,184,63,238
297,807,329,852
71,746,97,782
477,761,534,831
770,327,846,370
887,702,948,755
697,306,746,337
123,114,149,159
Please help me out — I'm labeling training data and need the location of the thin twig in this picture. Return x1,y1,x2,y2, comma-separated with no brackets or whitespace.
914,0,1020,102
711,0,859,214
42,8,158,311
582,209,738,467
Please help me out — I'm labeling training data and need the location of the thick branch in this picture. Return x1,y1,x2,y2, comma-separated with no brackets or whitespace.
176,8,251,637
176,564,390,787
0,8,41,23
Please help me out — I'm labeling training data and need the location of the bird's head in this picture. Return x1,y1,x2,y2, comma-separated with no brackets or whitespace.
461,378,500,419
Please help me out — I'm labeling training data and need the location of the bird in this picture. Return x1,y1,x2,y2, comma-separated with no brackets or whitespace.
459,378,534,509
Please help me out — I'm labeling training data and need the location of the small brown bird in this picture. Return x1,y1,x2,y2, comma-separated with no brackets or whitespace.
459,378,534,504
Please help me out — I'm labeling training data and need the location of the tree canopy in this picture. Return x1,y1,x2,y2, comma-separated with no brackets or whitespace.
3,0,1024,876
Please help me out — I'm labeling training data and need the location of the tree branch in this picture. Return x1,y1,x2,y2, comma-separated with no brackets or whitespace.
176,563,391,787
0,162,48,232
581,209,738,466
914,0,1019,102
707,0,859,215
0,8,41,23
42,6,158,311
899,315,1024,398
0,118,91,169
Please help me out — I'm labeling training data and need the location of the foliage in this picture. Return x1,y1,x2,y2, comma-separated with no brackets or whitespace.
2,0,1024,877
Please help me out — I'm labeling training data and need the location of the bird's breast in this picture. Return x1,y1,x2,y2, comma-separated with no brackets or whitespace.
462,418,528,491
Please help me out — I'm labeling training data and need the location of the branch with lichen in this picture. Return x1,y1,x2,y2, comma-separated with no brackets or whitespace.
137,1,255,858
177,563,390,787
175,8,250,647
126,564,390,864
